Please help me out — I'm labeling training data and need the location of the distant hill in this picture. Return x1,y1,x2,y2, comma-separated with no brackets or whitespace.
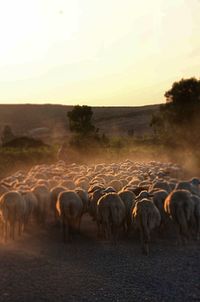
0,104,160,141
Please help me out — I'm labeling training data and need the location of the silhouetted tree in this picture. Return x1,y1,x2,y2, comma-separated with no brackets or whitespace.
150,77,200,145
67,105,97,137
67,105,101,154
1,125,15,145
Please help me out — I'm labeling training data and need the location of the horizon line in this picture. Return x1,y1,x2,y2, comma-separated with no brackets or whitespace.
0,102,161,108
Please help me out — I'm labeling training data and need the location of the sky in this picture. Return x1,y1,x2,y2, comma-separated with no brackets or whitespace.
0,0,199,106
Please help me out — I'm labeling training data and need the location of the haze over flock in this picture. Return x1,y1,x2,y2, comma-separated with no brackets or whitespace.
0,0,199,106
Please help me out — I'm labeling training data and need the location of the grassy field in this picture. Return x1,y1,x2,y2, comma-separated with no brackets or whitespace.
0,103,199,179
0,104,159,139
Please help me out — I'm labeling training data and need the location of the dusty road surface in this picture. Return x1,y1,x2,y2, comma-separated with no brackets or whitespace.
0,215,199,302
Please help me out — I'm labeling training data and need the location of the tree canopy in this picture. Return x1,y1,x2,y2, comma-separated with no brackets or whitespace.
67,105,96,136
151,77,200,145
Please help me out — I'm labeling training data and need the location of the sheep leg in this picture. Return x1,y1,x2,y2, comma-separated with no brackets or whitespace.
102,222,106,239
127,217,133,235
54,209,60,225
77,216,82,233
196,217,200,241
68,221,72,243
114,225,120,244
18,221,22,236
143,242,149,255
5,220,8,243
23,215,28,231
42,210,46,225
97,221,102,238
107,223,113,241
11,221,15,240
123,220,128,235
110,224,115,244
62,219,66,243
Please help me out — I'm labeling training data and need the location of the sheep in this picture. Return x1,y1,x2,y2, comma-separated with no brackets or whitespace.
135,190,154,201
88,184,104,194
190,178,200,196
175,181,200,196
75,188,89,213
89,177,106,188
88,188,105,221
152,190,169,225
190,194,200,240
164,189,194,244
0,210,5,241
75,188,90,230
32,185,50,224
74,178,89,191
97,192,126,242
168,182,176,192
0,184,9,197
0,191,26,241
118,190,136,233
56,190,83,242
50,186,67,224
60,180,75,190
108,180,123,192
150,181,171,193
103,187,116,193
22,191,38,227
132,186,149,196
132,198,161,255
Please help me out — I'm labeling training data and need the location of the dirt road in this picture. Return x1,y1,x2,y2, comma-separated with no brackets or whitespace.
0,215,199,302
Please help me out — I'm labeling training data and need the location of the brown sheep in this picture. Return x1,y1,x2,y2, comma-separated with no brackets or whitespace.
50,186,67,224
191,194,200,240
118,190,136,233
32,185,50,224
0,184,9,197
164,189,194,244
152,190,169,225
132,198,161,255
88,188,105,221
176,181,200,196
0,191,26,241
75,188,89,214
22,191,38,227
56,190,83,242
150,181,171,193
97,192,126,242
0,211,5,241
108,180,123,192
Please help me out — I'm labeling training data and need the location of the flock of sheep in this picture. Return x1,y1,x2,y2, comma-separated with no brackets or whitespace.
0,160,199,254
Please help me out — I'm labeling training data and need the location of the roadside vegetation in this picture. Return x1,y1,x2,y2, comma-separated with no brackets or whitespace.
0,77,199,178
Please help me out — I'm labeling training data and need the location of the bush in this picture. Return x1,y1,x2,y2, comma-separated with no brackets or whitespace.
0,145,58,179
2,136,48,148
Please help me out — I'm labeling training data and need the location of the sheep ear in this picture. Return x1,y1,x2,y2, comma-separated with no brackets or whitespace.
149,194,154,197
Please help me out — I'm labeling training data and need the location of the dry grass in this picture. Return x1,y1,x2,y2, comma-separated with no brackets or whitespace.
0,104,159,139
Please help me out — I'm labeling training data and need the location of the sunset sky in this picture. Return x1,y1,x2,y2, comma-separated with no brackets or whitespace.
0,0,199,106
